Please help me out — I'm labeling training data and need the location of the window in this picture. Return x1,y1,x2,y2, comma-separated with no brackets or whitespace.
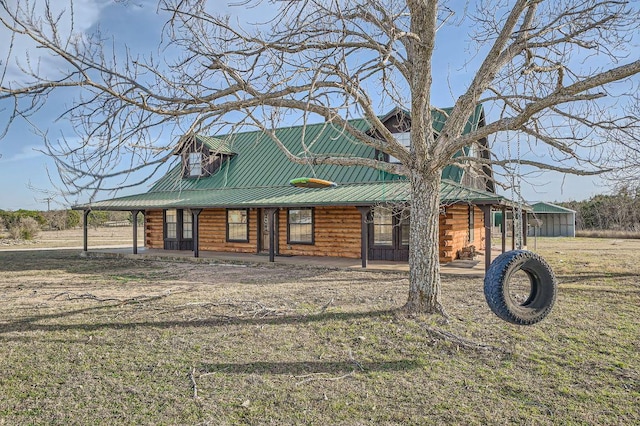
373,207,393,246
183,210,193,239
288,208,314,244
188,152,203,177
399,209,410,246
227,209,249,242
389,132,410,163
165,209,177,239
469,205,475,242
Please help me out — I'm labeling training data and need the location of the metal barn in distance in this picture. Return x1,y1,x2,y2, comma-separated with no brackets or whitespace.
527,202,576,237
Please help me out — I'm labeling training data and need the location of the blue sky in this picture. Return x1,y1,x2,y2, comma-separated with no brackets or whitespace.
0,0,610,210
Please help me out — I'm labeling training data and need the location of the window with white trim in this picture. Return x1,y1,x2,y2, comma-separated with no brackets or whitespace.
183,210,193,239
388,132,410,163
188,152,203,177
165,209,177,239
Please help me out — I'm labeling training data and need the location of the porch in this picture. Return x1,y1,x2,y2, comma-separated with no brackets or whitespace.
82,246,500,277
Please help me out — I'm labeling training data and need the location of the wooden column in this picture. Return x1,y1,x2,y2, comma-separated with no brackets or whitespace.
357,206,371,268
267,208,278,263
481,206,492,272
192,209,202,258
522,211,528,247
511,211,516,250
132,210,139,254
83,210,90,252
501,206,506,253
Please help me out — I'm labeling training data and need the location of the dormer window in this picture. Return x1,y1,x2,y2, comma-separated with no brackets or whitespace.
389,132,411,163
178,135,237,179
188,152,203,177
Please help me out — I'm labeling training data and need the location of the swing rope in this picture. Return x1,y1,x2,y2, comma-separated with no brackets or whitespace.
506,130,525,250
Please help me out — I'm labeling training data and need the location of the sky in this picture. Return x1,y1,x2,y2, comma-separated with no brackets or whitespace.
0,0,620,210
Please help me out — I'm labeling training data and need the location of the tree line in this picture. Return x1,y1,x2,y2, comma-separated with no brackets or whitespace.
559,187,640,232
0,210,137,240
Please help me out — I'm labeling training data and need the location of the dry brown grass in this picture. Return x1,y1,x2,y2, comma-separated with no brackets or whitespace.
576,229,640,239
0,226,142,249
0,238,638,424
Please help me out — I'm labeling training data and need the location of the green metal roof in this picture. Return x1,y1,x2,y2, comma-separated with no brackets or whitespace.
150,118,395,192
532,202,576,214
150,107,484,193
196,135,236,154
78,107,495,210
81,179,511,211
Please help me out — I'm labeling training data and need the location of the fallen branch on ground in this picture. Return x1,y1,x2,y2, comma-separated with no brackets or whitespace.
189,367,199,400
294,371,356,386
49,291,173,305
423,325,503,352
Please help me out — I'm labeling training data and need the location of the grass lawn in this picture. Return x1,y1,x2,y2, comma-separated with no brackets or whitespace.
0,238,638,425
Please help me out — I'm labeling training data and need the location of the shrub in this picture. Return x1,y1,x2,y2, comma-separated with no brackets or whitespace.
66,210,81,228
8,217,41,240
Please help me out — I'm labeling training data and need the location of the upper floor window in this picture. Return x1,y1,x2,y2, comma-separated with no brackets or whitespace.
389,132,410,163
188,152,203,177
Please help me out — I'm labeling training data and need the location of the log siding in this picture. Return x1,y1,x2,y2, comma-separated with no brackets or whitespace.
145,204,484,262
439,205,485,262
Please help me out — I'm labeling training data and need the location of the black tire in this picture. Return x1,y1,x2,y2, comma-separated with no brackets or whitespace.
484,250,557,325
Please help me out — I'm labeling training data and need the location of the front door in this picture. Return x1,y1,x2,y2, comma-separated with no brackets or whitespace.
368,206,410,261
260,209,270,253
163,209,194,251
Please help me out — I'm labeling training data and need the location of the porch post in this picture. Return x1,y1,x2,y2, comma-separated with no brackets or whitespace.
481,205,492,272
511,211,516,250
522,211,528,247
501,206,506,253
192,209,202,258
357,206,371,268
131,210,139,254
83,210,90,252
267,208,277,263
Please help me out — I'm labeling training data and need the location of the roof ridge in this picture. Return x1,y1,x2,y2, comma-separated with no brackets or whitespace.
147,179,412,194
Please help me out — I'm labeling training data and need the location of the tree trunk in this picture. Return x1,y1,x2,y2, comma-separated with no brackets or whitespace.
404,169,445,315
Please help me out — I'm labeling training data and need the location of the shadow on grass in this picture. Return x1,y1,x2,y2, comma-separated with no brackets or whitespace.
0,309,397,336
199,359,421,375
0,249,147,274
0,249,335,283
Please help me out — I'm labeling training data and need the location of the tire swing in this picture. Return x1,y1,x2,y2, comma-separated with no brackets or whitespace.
484,250,557,325
484,134,557,325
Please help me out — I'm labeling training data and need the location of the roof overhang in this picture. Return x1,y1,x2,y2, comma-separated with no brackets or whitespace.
74,179,522,211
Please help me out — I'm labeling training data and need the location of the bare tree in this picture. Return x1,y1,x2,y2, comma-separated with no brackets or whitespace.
601,92,640,191
1,0,639,314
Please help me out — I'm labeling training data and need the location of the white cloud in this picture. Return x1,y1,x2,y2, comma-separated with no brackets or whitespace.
0,144,46,163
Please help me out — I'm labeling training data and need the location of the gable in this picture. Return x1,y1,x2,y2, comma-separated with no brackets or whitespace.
376,105,493,192
175,135,237,179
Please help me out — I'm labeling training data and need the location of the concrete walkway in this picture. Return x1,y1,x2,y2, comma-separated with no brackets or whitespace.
84,246,500,277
